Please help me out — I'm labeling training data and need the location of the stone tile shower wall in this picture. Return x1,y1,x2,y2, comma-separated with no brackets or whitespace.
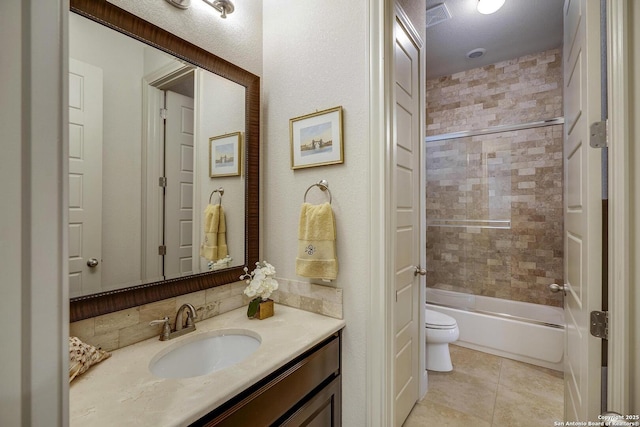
426,48,564,307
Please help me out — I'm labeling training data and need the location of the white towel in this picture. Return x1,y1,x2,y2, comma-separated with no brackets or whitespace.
295,202,338,280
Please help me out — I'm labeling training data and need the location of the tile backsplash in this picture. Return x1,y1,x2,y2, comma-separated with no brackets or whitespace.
70,279,343,352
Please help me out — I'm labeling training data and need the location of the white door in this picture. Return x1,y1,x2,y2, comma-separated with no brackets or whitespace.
563,0,602,420
393,16,421,427
164,90,194,278
68,58,103,297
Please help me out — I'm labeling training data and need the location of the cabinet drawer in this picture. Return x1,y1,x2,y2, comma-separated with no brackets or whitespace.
193,333,340,427
279,376,341,427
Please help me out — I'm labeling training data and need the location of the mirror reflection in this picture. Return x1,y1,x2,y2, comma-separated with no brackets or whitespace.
68,12,246,298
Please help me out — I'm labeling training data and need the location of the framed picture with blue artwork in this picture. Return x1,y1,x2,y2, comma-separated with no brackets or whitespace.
209,132,242,177
290,106,344,170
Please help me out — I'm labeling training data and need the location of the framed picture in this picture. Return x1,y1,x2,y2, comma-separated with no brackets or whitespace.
209,132,242,177
290,106,344,170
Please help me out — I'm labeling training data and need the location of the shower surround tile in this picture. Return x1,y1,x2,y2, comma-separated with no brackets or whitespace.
427,48,562,136
426,48,564,308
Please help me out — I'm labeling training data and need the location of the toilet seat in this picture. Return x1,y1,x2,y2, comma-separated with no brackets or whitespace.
425,310,457,329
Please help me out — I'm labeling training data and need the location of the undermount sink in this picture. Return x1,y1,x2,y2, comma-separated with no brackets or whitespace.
149,329,261,379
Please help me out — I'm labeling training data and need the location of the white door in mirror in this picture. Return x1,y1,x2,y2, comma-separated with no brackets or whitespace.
149,331,260,379
68,58,103,297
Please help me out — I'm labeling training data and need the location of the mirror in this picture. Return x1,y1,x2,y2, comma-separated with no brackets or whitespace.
69,0,259,322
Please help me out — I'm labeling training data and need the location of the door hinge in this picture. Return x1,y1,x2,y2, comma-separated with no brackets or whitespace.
159,176,167,187
590,120,607,148
158,245,167,256
590,310,609,339
160,108,168,119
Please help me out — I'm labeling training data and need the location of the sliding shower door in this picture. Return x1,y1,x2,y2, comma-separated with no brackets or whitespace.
425,123,564,308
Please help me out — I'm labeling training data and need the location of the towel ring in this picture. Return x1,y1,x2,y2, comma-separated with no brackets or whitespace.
303,179,332,204
209,187,224,205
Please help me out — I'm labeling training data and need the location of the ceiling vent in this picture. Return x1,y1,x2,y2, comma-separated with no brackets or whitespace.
426,3,452,28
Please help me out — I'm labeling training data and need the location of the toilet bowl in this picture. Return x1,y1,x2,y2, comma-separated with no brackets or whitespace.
425,308,459,372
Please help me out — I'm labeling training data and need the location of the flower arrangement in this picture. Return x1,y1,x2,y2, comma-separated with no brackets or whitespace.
240,261,279,318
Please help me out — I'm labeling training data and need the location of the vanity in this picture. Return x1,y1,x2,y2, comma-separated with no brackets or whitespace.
67,3,344,425
70,305,344,426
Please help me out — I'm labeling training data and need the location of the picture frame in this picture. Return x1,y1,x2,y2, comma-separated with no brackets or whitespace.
290,106,344,170
209,132,242,177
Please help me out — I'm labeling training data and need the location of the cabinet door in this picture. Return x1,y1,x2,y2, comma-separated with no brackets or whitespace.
194,335,341,427
279,377,341,427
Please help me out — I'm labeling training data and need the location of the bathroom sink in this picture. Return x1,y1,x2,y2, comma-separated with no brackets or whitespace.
149,329,261,379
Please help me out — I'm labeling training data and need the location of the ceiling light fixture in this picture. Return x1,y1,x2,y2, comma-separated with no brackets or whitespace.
466,48,486,59
203,0,235,18
165,0,191,9
477,0,505,15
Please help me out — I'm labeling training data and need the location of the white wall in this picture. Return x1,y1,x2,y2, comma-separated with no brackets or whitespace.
108,0,262,77
1,0,68,425
263,1,370,424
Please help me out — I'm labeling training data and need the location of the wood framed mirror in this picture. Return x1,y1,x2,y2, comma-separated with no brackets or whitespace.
69,0,259,322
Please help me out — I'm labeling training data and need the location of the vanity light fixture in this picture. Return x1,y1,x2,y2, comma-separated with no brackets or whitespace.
477,0,505,14
203,0,235,18
165,0,191,9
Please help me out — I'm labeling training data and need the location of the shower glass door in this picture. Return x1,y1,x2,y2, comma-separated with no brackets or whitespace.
425,124,564,309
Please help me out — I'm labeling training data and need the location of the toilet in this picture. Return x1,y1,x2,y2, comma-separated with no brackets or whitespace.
425,308,459,372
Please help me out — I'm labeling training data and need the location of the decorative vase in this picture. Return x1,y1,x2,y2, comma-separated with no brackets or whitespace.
254,299,274,320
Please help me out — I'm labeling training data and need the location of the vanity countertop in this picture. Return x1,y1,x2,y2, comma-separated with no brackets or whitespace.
69,304,345,427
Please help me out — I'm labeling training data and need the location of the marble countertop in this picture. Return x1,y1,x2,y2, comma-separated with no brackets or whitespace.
70,304,345,427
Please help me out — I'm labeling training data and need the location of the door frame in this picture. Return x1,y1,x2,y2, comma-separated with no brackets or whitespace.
367,1,425,425
368,0,633,422
141,63,195,281
606,0,631,413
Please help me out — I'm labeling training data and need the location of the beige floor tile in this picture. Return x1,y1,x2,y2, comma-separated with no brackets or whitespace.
449,345,503,385
492,384,563,427
425,369,498,422
498,358,563,403
403,399,491,427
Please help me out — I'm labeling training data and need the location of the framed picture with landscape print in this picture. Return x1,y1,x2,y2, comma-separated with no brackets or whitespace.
209,132,242,177
290,106,344,169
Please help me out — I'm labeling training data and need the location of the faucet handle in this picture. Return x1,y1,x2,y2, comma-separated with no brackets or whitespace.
149,316,171,340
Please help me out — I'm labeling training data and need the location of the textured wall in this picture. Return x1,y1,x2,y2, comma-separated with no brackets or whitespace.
426,49,564,307
262,1,370,424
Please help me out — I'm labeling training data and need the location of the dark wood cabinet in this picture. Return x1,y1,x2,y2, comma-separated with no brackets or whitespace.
278,376,341,426
191,332,342,427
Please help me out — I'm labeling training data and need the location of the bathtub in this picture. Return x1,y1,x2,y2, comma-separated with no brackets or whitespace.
426,288,565,371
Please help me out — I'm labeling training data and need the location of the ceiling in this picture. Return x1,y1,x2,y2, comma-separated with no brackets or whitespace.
426,0,564,79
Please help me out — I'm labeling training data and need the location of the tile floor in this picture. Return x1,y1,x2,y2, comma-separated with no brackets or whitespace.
403,345,564,427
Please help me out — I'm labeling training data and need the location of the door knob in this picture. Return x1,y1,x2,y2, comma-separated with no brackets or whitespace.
414,266,427,277
87,258,99,268
549,283,567,294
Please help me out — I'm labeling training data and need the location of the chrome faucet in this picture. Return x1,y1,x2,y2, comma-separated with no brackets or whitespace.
149,303,197,341
175,303,197,332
